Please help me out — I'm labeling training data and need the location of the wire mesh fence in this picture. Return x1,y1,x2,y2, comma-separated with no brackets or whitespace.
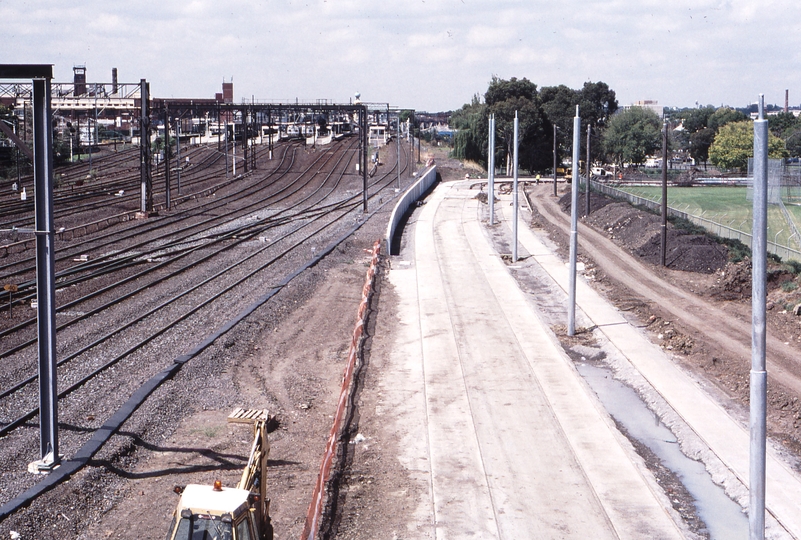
588,179,801,262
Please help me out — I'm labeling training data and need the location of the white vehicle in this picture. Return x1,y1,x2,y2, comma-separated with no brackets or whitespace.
591,166,611,177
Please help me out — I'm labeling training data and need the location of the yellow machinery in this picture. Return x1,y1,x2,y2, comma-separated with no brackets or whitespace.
165,409,273,540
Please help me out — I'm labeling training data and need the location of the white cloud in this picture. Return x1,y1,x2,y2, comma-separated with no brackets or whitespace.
4,0,801,110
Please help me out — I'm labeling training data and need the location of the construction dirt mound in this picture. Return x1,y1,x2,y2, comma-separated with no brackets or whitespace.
560,192,729,274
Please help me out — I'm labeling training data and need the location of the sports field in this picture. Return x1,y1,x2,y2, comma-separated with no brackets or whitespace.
618,185,801,249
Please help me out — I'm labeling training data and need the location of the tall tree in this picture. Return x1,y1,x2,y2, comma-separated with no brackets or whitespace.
708,121,787,171
768,111,799,138
707,107,747,132
484,76,551,174
602,107,662,167
577,81,618,164
681,106,715,134
540,81,618,165
689,127,715,169
577,81,618,128
450,94,487,166
540,84,577,161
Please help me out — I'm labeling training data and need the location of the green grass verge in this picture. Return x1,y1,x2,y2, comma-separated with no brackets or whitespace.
619,185,798,249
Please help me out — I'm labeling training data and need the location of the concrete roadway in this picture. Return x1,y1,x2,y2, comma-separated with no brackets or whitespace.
384,180,685,539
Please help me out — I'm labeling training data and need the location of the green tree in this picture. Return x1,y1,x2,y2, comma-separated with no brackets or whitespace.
450,95,487,166
602,107,662,167
689,127,715,169
540,81,618,166
484,76,551,174
540,84,577,162
708,121,787,171
769,111,799,138
708,107,747,132
785,130,801,158
577,81,618,164
681,106,715,134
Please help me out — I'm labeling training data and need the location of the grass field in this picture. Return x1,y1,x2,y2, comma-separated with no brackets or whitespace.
618,185,801,249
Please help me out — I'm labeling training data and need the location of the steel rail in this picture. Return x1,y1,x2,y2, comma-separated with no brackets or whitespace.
0,141,354,348
0,143,402,435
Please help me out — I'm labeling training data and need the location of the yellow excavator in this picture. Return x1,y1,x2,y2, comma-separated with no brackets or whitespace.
164,409,274,540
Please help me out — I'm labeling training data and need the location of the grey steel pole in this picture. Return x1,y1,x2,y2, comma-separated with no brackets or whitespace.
33,76,59,465
163,107,171,209
750,94,768,540
242,108,248,173
16,117,21,187
512,111,519,262
269,109,274,160
89,86,95,176
585,124,591,216
176,118,181,194
661,122,668,266
139,79,152,213
489,114,495,225
553,124,558,197
362,107,368,213
568,106,580,336
408,119,412,168
397,113,401,189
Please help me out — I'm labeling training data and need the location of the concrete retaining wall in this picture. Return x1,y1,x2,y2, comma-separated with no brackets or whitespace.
385,165,437,255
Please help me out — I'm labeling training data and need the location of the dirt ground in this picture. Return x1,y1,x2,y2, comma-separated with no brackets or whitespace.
61,237,385,540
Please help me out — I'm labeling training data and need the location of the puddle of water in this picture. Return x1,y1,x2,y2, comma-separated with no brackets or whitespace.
577,362,748,540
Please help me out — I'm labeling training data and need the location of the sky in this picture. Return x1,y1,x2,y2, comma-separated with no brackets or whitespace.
4,0,801,113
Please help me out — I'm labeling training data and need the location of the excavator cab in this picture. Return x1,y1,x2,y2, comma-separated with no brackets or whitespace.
165,409,273,540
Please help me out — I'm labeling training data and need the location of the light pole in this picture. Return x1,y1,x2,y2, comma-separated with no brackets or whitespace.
396,111,401,190
750,94,768,540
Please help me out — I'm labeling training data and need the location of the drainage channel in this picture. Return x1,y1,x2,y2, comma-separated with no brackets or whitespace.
576,361,748,540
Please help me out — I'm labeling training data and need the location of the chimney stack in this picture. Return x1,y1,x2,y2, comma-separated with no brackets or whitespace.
112,68,118,94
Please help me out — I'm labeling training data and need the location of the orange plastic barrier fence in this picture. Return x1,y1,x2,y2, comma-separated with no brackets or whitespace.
301,240,381,539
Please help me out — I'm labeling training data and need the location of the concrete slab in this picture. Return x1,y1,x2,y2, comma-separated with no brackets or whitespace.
385,181,684,539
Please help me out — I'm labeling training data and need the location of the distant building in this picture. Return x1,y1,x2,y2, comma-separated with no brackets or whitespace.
623,100,663,119
416,111,452,135
222,81,233,103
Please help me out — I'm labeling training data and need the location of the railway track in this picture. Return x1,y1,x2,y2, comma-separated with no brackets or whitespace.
0,134,413,513
0,144,229,231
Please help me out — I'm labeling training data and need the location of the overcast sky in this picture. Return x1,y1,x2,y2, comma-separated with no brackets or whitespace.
4,0,800,112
